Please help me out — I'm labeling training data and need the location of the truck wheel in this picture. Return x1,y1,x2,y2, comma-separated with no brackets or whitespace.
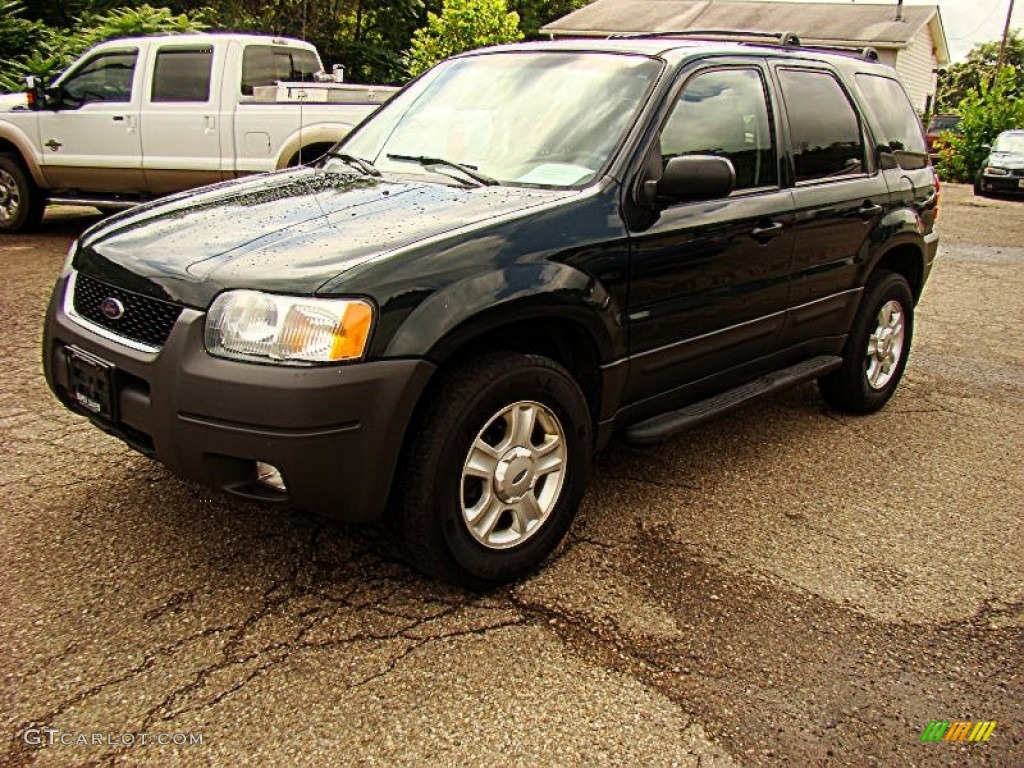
819,270,914,414
393,352,593,588
0,154,45,233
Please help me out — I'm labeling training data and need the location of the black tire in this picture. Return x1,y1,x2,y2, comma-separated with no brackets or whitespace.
0,153,45,233
392,352,593,589
974,174,987,197
819,270,914,414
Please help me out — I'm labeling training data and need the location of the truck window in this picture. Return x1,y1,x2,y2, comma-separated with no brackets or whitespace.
60,50,138,107
151,47,214,102
241,46,321,95
854,74,928,169
778,69,866,183
661,68,777,190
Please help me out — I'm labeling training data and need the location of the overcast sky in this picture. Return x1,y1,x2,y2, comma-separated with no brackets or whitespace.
763,0,1023,61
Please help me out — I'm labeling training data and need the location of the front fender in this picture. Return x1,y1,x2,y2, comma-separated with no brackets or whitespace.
382,262,623,363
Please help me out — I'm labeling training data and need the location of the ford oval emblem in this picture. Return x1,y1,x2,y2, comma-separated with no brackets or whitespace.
100,297,125,320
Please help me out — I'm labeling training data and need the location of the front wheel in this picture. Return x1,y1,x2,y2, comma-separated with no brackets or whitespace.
819,270,914,414
0,154,45,234
392,352,593,588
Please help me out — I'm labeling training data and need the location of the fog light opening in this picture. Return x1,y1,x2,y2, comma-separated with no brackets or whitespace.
256,461,287,492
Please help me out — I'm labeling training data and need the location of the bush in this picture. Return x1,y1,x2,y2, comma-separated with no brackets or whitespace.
936,70,1024,183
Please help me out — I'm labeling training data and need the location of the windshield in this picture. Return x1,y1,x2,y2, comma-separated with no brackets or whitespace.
993,133,1024,154
336,51,662,188
927,116,961,133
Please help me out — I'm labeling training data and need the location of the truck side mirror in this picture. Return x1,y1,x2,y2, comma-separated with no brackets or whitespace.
24,75,47,111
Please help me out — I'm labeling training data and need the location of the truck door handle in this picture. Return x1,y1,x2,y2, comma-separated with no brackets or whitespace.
44,139,62,151
112,115,125,121
858,201,884,219
749,221,785,242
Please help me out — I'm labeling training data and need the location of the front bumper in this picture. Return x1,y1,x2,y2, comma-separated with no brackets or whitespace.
43,272,435,522
978,172,1024,194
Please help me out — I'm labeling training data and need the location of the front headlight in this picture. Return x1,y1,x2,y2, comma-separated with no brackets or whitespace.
984,166,1009,176
205,290,373,364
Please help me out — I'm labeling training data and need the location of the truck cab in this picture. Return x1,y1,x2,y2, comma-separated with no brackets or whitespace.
0,34,394,230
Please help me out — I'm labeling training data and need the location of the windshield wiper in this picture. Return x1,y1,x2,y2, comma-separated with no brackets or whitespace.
386,154,498,187
324,151,381,177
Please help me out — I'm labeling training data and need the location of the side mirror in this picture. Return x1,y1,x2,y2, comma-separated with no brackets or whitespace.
640,155,736,208
981,143,991,153
24,75,47,111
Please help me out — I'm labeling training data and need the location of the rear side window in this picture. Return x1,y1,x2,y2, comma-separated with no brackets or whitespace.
778,69,866,183
241,46,321,95
151,47,213,102
855,74,927,169
661,68,778,190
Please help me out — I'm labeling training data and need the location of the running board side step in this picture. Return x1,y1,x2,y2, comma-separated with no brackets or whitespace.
624,355,842,446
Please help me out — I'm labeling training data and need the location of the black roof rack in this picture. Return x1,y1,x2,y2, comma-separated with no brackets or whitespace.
607,29,881,61
609,29,802,46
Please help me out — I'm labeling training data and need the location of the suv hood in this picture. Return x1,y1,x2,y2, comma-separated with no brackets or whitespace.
76,167,573,307
987,150,1024,170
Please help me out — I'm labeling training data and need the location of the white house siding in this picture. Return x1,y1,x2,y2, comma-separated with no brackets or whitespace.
895,24,939,113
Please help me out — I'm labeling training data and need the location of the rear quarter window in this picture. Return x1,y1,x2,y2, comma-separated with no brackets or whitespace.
855,74,928,169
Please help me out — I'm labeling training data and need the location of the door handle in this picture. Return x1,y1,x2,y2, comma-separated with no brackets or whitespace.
44,139,62,152
749,221,785,242
112,115,125,121
858,201,884,219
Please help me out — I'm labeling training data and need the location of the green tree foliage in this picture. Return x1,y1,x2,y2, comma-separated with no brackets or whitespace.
1,2,207,90
935,69,1024,183
936,30,1024,112
406,0,522,77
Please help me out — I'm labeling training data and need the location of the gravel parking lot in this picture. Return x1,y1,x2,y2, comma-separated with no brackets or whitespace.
2,184,1021,767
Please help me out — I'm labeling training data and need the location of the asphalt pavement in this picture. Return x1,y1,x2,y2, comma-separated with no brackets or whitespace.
1,184,1021,767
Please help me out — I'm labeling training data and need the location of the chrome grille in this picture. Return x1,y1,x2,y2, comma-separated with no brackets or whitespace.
71,273,182,349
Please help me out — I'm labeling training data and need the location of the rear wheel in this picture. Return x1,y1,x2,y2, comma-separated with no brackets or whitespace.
0,154,45,234
392,352,592,588
819,270,914,414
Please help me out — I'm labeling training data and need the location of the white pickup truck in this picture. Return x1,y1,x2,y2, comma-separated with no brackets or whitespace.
0,33,397,232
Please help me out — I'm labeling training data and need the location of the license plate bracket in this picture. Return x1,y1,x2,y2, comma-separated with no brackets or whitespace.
66,346,117,422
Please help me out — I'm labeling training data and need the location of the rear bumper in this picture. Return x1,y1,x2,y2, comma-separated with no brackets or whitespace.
43,273,435,522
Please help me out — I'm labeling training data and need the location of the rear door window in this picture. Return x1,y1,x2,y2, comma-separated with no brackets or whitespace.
151,47,214,102
778,69,866,183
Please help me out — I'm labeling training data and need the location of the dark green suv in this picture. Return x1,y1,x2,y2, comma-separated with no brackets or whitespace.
44,37,939,587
